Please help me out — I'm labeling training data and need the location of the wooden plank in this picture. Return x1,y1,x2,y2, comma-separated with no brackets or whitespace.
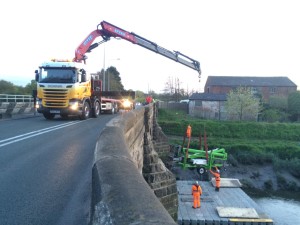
229,218,274,223
216,206,259,218
211,178,242,188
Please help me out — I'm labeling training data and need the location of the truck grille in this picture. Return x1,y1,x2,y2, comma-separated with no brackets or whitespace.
43,89,68,108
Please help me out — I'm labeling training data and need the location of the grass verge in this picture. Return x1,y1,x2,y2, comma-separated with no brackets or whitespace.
157,108,300,178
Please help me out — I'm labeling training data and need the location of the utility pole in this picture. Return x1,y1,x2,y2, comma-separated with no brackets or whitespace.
103,44,106,91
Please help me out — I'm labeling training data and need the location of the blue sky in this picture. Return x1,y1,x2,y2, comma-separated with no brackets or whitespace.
0,0,299,93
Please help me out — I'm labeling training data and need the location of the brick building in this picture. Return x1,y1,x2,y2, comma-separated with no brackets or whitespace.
189,76,297,120
204,76,297,102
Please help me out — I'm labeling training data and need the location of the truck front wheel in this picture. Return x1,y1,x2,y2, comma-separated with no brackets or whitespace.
80,101,90,120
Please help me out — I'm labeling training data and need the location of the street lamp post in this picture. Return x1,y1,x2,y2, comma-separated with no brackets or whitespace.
103,39,121,91
103,44,106,91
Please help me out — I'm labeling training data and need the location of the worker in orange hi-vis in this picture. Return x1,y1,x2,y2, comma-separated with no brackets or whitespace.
191,181,202,208
186,125,192,138
209,167,221,191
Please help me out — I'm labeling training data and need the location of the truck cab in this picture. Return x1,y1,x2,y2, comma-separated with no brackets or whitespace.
35,59,101,120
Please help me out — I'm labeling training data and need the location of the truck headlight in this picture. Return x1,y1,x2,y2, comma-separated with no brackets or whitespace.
122,99,131,108
69,101,79,110
36,99,42,109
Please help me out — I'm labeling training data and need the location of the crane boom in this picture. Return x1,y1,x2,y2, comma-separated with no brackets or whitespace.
74,21,201,76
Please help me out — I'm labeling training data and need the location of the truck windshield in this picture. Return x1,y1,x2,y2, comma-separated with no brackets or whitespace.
39,68,76,83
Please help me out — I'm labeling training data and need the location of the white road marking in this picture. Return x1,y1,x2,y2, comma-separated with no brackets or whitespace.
0,120,86,148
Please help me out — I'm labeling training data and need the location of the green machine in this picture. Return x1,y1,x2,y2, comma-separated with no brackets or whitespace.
173,126,228,177
175,147,228,175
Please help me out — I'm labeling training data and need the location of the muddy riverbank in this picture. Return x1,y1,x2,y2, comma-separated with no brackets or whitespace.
171,161,300,195
168,142,300,194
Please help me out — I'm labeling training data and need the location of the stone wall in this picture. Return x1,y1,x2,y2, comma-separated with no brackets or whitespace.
142,104,178,219
91,103,178,224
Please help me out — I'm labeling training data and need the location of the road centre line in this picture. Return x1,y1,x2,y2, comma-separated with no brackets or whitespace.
0,120,85,148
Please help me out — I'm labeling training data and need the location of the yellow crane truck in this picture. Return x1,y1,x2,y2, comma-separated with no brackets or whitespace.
35,20,201,120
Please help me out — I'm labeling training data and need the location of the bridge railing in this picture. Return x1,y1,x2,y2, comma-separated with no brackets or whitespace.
0,95,35,119
0,94,34,103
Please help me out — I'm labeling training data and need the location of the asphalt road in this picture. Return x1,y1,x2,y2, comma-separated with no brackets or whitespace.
0,114,115,225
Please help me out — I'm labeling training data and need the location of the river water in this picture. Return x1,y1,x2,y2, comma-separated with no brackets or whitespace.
252,196,300,225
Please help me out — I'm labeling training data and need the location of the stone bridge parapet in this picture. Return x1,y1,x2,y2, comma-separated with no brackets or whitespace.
91,103,178,225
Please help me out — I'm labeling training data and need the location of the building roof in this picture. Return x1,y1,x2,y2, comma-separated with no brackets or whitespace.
189,93,227,101
205,76,297,87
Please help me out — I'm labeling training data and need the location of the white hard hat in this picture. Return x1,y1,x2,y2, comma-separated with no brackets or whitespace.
195,181,199,185
216,169,220,173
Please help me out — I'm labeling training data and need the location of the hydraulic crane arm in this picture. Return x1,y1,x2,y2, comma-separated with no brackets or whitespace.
74,29,107,63
74,21,201,76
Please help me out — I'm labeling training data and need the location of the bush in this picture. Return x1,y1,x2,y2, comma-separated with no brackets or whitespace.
262,108,285,122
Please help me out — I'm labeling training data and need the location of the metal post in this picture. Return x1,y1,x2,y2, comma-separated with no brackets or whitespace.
103,44,106,91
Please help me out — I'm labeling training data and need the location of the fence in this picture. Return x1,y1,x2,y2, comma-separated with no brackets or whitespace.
157,101,188,113
0,94,34,103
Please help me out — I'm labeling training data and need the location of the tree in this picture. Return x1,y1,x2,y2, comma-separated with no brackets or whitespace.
262,95,289,122
97,66,124,91
288,91,300,121
262,109,282,123
163,76,175,95
225,87,261,121
0,80,16,94
24,80,37,95
135,90,146,103
163,76,188,102
107,66,124,91
269,96,288,111
0,79,38,95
